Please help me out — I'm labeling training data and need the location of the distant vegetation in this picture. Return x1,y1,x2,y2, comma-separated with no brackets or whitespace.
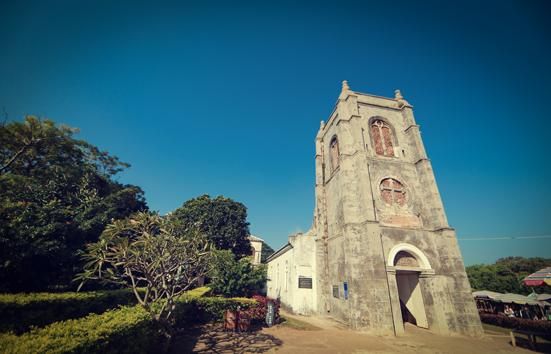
466,257,550,295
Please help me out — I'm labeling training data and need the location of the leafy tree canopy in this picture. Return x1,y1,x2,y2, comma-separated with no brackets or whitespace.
170,195,251,258
0,116,147,292
466,256,550,295
208,250,267,297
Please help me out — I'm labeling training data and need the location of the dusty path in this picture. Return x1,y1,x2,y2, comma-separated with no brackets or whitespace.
260,311,537,354
169,312,544,353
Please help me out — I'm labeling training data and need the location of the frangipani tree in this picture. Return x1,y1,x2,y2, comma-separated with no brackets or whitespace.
76,212,211,322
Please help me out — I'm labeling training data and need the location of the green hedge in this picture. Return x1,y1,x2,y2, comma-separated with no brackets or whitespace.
0,306,160,354
194,297,257,320
0,289,138,334
0,287,259,354
172,286,255,323
179,286,212,299
173,294,257,327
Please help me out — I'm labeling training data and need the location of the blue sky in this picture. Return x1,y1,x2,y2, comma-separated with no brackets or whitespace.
1,1,550,265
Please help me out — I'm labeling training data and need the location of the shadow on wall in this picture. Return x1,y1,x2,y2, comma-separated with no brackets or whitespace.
168,322,283,353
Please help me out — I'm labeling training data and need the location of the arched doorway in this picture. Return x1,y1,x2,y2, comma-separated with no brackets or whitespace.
388,244,432,330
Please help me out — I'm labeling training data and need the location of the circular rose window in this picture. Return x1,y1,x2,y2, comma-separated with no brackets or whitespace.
380,178,406,206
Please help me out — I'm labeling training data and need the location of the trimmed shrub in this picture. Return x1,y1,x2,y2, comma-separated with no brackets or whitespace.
173,295,257,326
209,250,267,297
479,313,551,335
195,297,257,321
0,287,274,354
173,293,280,327
0,306,160,354
0,289,138,333
244,295,280,324
179,286,211,300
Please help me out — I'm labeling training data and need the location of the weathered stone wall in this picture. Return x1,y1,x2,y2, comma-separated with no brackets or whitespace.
380,228,482,335
311,83,482,336
269,82,481,336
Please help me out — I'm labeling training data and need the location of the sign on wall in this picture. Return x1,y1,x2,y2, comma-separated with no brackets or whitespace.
343,281,348,300
298,276,313,289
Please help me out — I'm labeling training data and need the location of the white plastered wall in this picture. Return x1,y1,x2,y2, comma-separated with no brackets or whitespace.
266,232,317,314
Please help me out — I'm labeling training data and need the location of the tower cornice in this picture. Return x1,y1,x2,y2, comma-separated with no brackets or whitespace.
320,82,413,138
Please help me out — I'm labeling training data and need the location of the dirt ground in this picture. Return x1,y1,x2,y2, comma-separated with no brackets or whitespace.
169,311,549,354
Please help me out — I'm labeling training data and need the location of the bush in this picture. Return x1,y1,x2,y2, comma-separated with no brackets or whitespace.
0,288,277,354
173,294,280,328
179,286,211,299
195,297,257,321
0,306,160,354
479,313,551,335
244,295,280,324
208,250,267,297
173,294,257,327
0,289,138,333
0,287,269,354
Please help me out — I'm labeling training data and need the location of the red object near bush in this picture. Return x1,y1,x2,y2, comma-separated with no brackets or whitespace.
238,310,251,331
224,310,237,330
222,295,281,331
244,295,280,324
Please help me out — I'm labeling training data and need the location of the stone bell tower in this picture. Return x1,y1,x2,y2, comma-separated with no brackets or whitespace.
312,81,482,336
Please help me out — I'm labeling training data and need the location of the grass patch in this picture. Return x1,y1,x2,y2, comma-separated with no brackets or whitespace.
482,323,510,335
279,316,321,331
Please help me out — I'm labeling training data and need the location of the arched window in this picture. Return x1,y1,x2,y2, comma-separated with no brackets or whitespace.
329,136,340,171
380,178,406,206
387,243,432,270
370,119,395,157
394,251,419,267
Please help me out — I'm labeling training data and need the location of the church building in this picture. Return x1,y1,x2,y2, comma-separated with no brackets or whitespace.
266,82,482,336
248,235,264,265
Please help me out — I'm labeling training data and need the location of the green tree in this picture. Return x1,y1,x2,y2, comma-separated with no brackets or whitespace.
170,195,251,258
77,212,212,324
261,241,275,263
466,257,550,295
208,250,267,297
0,116,147,292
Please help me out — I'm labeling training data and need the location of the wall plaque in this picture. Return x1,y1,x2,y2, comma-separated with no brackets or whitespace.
332,285,339,298
298,276,313,289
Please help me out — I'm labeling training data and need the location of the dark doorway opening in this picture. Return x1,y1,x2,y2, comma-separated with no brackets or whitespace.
395,271,428,329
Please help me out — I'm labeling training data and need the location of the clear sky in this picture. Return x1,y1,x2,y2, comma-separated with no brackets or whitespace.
1,1,550,265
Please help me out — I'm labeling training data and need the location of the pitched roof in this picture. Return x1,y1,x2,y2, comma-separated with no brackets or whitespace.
248,235,264,242
473,290,543,306
265,242,293,263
